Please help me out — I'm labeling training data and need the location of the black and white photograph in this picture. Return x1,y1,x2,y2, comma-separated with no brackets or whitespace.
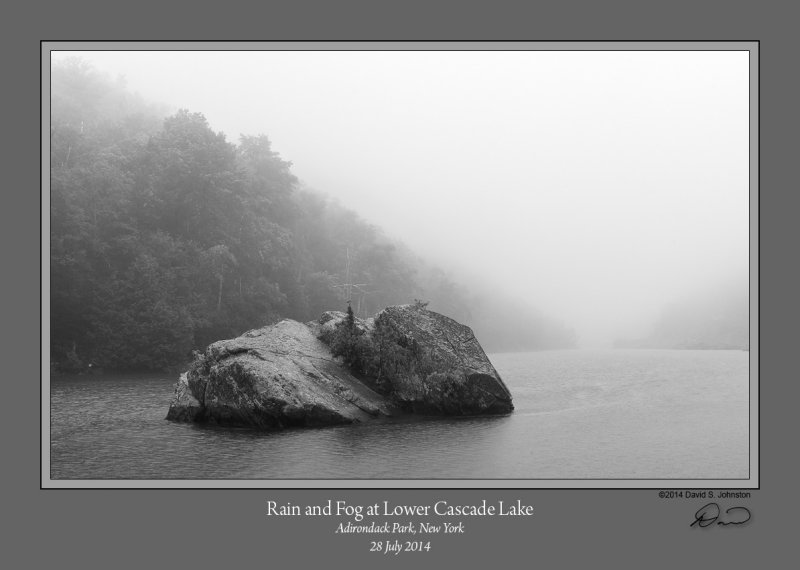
43,43,756,486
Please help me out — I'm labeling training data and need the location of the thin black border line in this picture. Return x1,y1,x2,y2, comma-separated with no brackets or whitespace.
44,40,759,44
756,43,761,488
41,41,760,491
40,45,44,493
41,42,760,490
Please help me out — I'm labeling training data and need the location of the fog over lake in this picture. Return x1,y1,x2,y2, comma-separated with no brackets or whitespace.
51,49,750,347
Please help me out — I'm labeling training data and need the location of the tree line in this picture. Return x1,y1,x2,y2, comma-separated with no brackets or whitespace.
50,59,574,373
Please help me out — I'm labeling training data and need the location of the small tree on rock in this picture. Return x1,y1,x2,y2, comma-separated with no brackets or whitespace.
330,303,370,373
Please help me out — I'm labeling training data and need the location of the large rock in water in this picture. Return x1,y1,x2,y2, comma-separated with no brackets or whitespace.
166,320,392,428
166,305,513,429
367,305,513,415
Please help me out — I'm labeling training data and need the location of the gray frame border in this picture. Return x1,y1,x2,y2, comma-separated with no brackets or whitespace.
42,40,759,490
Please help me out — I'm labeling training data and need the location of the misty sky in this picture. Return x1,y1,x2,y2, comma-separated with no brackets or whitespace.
51,48,751,346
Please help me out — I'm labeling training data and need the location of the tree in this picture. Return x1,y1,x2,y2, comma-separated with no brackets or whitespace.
329,304,371,373
201,244,238,312
131,110,243,245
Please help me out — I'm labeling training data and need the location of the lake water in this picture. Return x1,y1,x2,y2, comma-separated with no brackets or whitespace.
48,349,750,482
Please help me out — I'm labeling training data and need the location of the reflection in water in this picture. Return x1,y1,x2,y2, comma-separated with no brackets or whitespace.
49,350,749,480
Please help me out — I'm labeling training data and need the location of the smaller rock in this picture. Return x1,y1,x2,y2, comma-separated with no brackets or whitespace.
165,373,203,422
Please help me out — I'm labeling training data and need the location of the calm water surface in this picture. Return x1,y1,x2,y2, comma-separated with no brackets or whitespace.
49,349,750,480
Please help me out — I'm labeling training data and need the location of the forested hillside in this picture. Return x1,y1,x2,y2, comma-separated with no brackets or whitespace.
49,59,574,372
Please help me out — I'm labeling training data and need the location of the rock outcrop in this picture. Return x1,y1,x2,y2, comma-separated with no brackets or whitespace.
368,305,514,415
166,305,513,429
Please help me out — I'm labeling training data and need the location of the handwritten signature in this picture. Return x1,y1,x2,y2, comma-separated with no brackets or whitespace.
690,502,751,528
